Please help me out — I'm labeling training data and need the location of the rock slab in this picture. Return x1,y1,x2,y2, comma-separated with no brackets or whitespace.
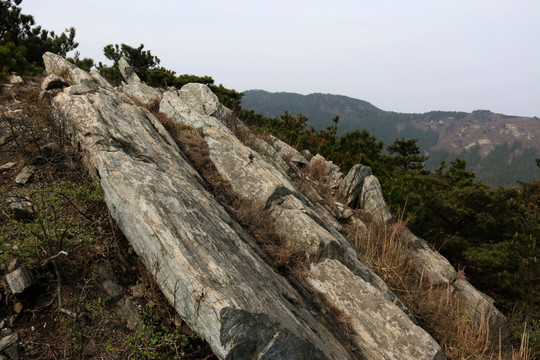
307,259,444,360
0,333,18,352
5,267,36,295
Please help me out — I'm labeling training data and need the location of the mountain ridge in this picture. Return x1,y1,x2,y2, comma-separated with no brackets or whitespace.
242,89,540,186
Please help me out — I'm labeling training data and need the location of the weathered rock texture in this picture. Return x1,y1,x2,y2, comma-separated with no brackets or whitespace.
6,267,36,295
118,56,162,106
307,259,445,360
160,78,443,359
41,52,507,359
44,53,354,359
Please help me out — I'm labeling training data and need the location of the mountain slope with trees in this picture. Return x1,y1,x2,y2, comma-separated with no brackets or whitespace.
242,90,540,186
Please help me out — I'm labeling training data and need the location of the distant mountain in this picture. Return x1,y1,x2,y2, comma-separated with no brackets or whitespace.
242,90,540,186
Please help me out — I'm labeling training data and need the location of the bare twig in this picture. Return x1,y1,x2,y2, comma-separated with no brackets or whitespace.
40,250,68,267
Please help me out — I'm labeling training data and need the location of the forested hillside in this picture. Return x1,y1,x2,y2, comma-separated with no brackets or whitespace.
242,90,540,186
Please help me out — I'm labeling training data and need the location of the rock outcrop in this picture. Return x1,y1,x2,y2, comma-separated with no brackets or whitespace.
40,52,506,359
43,53,354,359
160,85,443,359
328,156,506,330
118,56,162,106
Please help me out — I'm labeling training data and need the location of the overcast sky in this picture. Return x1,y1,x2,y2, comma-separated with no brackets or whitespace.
22,0,540,117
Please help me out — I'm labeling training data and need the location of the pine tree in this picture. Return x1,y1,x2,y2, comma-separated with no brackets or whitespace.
387,138,427,170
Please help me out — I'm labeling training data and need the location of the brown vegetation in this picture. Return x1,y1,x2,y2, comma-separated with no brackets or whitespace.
307,156,329,183
350,219,532,359
128,96,161,114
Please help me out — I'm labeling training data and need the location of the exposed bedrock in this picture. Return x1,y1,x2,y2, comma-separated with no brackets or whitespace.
43,52,506,359
44,52,355,359
160,85,443,359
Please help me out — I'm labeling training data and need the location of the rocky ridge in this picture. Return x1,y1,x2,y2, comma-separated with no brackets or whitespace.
22,52,507,360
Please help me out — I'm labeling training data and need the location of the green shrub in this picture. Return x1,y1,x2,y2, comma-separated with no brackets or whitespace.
124,304,203,360
0,178,103,267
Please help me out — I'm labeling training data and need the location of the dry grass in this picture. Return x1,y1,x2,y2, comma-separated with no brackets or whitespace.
234,199,308,277
222,110,255,146
223,110,274,150
57,67,73,85
347,219,533,360
308,156,329,183
128,96,161,114
512,324,533,360
281,150,294,166
154,112,179,137
292,160,534,360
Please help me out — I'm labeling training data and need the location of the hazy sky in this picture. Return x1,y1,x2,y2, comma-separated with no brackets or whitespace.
22,0,540,117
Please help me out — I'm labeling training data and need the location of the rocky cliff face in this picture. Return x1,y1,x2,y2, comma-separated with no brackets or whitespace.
40,52,505,360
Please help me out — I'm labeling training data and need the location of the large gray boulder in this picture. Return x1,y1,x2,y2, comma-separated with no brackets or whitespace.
337,163,373,208
43,52,94,84
178,83,220,116
401,228,457,286
44,52,355,359
452,279,506,332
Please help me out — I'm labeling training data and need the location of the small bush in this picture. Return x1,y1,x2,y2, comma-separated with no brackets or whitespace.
124,304,203,360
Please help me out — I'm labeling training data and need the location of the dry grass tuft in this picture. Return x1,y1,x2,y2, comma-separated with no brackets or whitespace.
57,68,73,85
281,151,294,166
234,199,308,277
223,110,274,151
255,130,273,145
353,221,413,286
222,110,255,146
456,266,468,281
128,96,161,114
512,324,533,360
308,156,329,183
154,112,178,137
142,98,161,114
